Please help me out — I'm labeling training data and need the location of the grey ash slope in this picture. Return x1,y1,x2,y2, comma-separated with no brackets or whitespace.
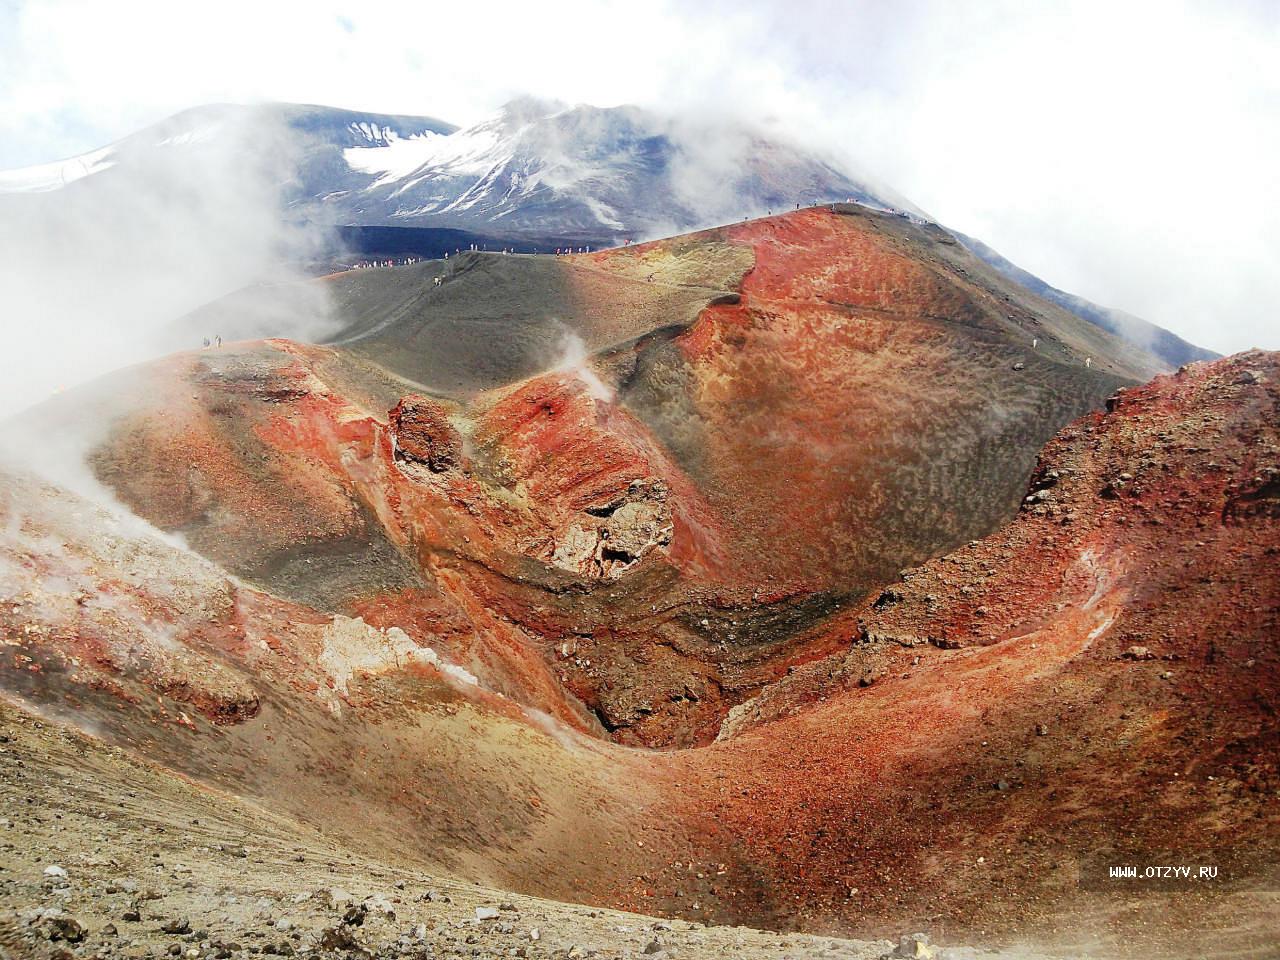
178,237,752,398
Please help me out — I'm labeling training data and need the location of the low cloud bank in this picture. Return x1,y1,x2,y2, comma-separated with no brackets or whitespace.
0,106,335,419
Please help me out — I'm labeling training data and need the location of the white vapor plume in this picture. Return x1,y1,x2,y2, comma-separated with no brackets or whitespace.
554,331,614,403
0,105,336,418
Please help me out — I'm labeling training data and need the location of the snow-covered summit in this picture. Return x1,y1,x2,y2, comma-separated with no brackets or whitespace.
327,98,898,240
0,99,895,242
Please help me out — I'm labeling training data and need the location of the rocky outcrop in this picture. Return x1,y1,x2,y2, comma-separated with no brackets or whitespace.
549,478,673,579
389,395,462,472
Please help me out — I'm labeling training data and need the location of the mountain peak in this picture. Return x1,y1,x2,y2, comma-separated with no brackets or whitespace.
496,95,570,126
0,98,1214,367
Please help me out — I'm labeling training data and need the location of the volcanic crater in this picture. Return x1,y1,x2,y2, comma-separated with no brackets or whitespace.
2,206,1277,957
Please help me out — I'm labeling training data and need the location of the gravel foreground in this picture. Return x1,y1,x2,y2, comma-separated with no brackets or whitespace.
0,704,1015,960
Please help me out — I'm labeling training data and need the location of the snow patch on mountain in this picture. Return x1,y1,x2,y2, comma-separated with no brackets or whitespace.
155,124,223,148
343,123,510,188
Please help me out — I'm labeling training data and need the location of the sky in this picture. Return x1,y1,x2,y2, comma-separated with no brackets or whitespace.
0,0,1278,357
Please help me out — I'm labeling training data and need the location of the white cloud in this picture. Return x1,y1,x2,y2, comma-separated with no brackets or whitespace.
0,0,1277,355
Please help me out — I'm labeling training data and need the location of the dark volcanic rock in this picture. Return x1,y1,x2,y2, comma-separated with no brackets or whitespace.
389,395,462,472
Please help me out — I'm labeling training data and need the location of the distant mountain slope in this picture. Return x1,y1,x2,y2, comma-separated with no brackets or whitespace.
955,230,1219,369
0,102,456,194
312,96,907,241
0,99,1214,368
0,98,902,244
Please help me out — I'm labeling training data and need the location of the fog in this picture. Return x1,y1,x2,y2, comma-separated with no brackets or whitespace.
0,106,335,418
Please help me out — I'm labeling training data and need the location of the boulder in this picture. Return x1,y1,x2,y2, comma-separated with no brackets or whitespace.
890,933,936,959
389,395,462,472
602,500,671,561
44,916,85,943
549,478,673,578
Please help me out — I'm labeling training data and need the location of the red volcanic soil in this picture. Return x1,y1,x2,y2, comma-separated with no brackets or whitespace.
1,211,1276,953
586,207,1145,601
645,350,1280,945
85,206,1158,748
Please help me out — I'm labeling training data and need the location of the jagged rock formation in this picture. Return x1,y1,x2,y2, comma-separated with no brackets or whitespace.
548,478,673,579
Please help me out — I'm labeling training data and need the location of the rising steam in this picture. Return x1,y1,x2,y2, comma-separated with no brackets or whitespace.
0,104,337,420
553,330,613,403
